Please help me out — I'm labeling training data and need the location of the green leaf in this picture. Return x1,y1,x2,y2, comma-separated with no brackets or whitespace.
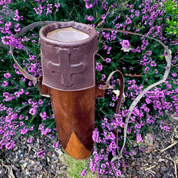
19,78,26,88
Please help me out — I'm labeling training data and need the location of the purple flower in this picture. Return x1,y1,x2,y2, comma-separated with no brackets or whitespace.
101,14,106,20
19,89,24,95
40,111,47,118
14,92,20,97
20,121,25,126
105,58,111,63
39,124,44,131
96,62,103,71
20,126,28,135
136,133,143,144
102,1,108,10
29,108,37,115
38,99,44,105
166,84,172,89
4,73,11,79
5,141,15,149
135,123,141,129
1,36,12,45
27,137,33,143
150,61,156,67
41,130,48,135
2,81,8,86
145,98,151,104
125,18,132,25
5,22,12,27
92,129,101,143
85,15,94,21
101,163,106,169
122,109,129,117
52,141,59,148
144,67,149,73
55,2,60,12
13,9,21,21
0,139,7,146
135,10,140,17
162,126,170,132
28,99,33,104
116,170,122,176
101,74,106,80
120,40,130,48
100,169,105,174
110,102,115,107
109,141,117,150
81,169,87,177
37,150,45,157
84,0,96,9
141,44,146,50
107,47,111,54
10,130,16,136
172,73,177,77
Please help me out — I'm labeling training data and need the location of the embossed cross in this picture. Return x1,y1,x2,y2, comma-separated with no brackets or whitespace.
47,49,86,87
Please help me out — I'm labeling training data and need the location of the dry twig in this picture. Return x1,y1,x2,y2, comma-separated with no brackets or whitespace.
174,159,177,178
160,141,178,153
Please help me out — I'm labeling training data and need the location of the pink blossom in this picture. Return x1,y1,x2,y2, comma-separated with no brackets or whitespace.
29,108,37,116
37,150,45,157
120,40,130,48
136,133,143,144
4,73,11,79
2,81,8,87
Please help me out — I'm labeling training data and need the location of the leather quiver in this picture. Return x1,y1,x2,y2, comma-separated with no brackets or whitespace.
39,21,98,159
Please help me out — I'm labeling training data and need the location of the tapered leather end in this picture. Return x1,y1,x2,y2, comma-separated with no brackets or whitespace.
65,132,92,159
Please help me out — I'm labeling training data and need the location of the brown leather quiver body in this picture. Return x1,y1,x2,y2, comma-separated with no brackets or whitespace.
39,21,98,159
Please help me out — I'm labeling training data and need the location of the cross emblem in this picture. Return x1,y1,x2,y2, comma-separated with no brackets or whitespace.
47,49,86,87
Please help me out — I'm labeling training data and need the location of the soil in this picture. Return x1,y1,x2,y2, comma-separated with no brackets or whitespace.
116,115,178,178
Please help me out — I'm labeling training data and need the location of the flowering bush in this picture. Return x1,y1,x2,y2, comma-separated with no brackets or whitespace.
0,0,178,177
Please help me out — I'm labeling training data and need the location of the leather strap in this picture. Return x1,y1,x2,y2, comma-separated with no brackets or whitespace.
102,70,124,154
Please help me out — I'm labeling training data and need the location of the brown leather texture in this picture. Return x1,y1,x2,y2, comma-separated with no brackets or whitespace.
37,75,106,99
49,87,95,159
39,21,98,91
95,80,106,99
37,76,50,97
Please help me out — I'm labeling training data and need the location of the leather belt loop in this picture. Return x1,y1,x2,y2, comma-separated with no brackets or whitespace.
102,70,124,147
96,70,124,149
37,75,50,97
